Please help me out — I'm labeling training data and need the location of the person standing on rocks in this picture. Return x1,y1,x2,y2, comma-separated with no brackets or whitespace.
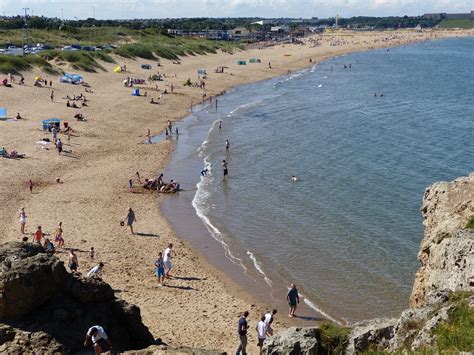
87,262,104,278
287,283,299,317
236,310,249,355
68,250,79,273
84,325,112,354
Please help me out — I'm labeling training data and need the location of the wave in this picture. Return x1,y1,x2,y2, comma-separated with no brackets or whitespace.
302,295,342,326
285,286,342,325
191,168,247,272
228,99,264,116
246,251,273,287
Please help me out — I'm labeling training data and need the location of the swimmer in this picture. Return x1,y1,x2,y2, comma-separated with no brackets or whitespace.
200,168,209,176
291,175,298,182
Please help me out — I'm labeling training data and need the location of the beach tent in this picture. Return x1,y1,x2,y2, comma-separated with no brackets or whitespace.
141,64,152,69
42,118,61,131
59,73,84,85
114,66,122,73
197,69,207,75
237,60,246,65
0,108,6,119
0,147,6,157
131,88,140,96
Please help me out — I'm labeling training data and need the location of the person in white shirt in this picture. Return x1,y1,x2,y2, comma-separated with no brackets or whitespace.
87,262,104,278
264,309,277,336
84,325,112,354
163,243,173,277
256,315,267,354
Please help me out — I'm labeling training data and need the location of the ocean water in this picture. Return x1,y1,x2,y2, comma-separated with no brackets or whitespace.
162,37,474,322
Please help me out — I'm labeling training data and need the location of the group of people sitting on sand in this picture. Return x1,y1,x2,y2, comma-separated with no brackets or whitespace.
0,146,25,159
34,78,53,88
123,77,146,87
1,74,25,87
141,173,180,193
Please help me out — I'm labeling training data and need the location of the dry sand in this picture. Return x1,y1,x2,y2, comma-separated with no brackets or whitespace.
0,29,472,353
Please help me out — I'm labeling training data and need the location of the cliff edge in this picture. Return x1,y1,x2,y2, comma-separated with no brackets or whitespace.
410,173,474,308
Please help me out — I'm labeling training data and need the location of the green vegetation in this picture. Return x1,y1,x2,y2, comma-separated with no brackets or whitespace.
438,19,474,29
465,216,474,229
0,27,242,74
0,54,56,75
319,321,351,353
435,300,474,352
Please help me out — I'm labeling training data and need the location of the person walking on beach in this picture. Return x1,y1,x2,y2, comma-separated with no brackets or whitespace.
225,139,230,153
33,225,45,245
264,309,277,336
50,90,54,102
219,121,222,130
51,126,58,143
19,208,27,235
28,179,33,193
56,138,63,155
54,221,64,248
256,314,267,354
123,208,137,234
84,325,112,354
236,311,249,355
163,243,173,278
128,179,133,193
68,250,79,273
155,252,165,286
222,160,229,180
287,283,300,317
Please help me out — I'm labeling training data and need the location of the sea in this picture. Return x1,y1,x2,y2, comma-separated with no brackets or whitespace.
160,37,474,323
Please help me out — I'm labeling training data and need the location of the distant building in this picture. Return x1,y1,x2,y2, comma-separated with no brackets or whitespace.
423,11,474,20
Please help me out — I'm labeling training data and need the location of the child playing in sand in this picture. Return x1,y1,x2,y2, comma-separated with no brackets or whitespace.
89,247,95,260
155,252,165,286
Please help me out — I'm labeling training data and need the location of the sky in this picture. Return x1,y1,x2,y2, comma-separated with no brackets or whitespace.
0,0,472,19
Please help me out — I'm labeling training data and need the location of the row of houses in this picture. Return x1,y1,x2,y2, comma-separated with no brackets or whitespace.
423,11,474,20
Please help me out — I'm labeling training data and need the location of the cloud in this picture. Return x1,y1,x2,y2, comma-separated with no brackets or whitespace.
0,0,471,18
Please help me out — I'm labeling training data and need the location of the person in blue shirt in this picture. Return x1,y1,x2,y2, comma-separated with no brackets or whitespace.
236,311,249,355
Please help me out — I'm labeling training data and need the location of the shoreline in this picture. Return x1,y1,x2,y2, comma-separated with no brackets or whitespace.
1,29,472,352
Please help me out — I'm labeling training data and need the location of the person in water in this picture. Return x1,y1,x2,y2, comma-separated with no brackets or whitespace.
291,175,298,182
200,168,208,176
222,160,228,180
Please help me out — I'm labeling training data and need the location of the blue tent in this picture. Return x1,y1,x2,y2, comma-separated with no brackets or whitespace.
0,108,6,119
59,73,84,85
131,88,140,96
42,118,61,131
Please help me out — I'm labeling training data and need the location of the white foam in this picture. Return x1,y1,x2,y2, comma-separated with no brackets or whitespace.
192,168,247,272
228,99,264,116
318,84,323,88
246,251,273,287
286,287,342,325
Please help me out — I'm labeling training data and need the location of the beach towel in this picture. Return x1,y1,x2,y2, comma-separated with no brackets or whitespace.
141,64,152,69
131,88,140,96
0,108,6,119
237,61,246,65
0,147,6,156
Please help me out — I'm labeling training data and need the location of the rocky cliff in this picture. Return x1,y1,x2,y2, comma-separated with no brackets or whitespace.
0,241,156,353
410,173,474,307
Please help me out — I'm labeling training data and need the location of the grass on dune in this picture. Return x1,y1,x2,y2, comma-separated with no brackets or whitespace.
465,216,474,229
0,27,242,74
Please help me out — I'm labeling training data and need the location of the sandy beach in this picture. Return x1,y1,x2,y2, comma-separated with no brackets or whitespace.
0,29,472,353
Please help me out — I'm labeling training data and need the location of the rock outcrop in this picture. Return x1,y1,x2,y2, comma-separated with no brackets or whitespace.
411,173,474,308
262,327,320,354
0,242,156,353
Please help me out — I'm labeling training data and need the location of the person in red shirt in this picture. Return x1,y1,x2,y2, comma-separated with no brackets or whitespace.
33,226,45,245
